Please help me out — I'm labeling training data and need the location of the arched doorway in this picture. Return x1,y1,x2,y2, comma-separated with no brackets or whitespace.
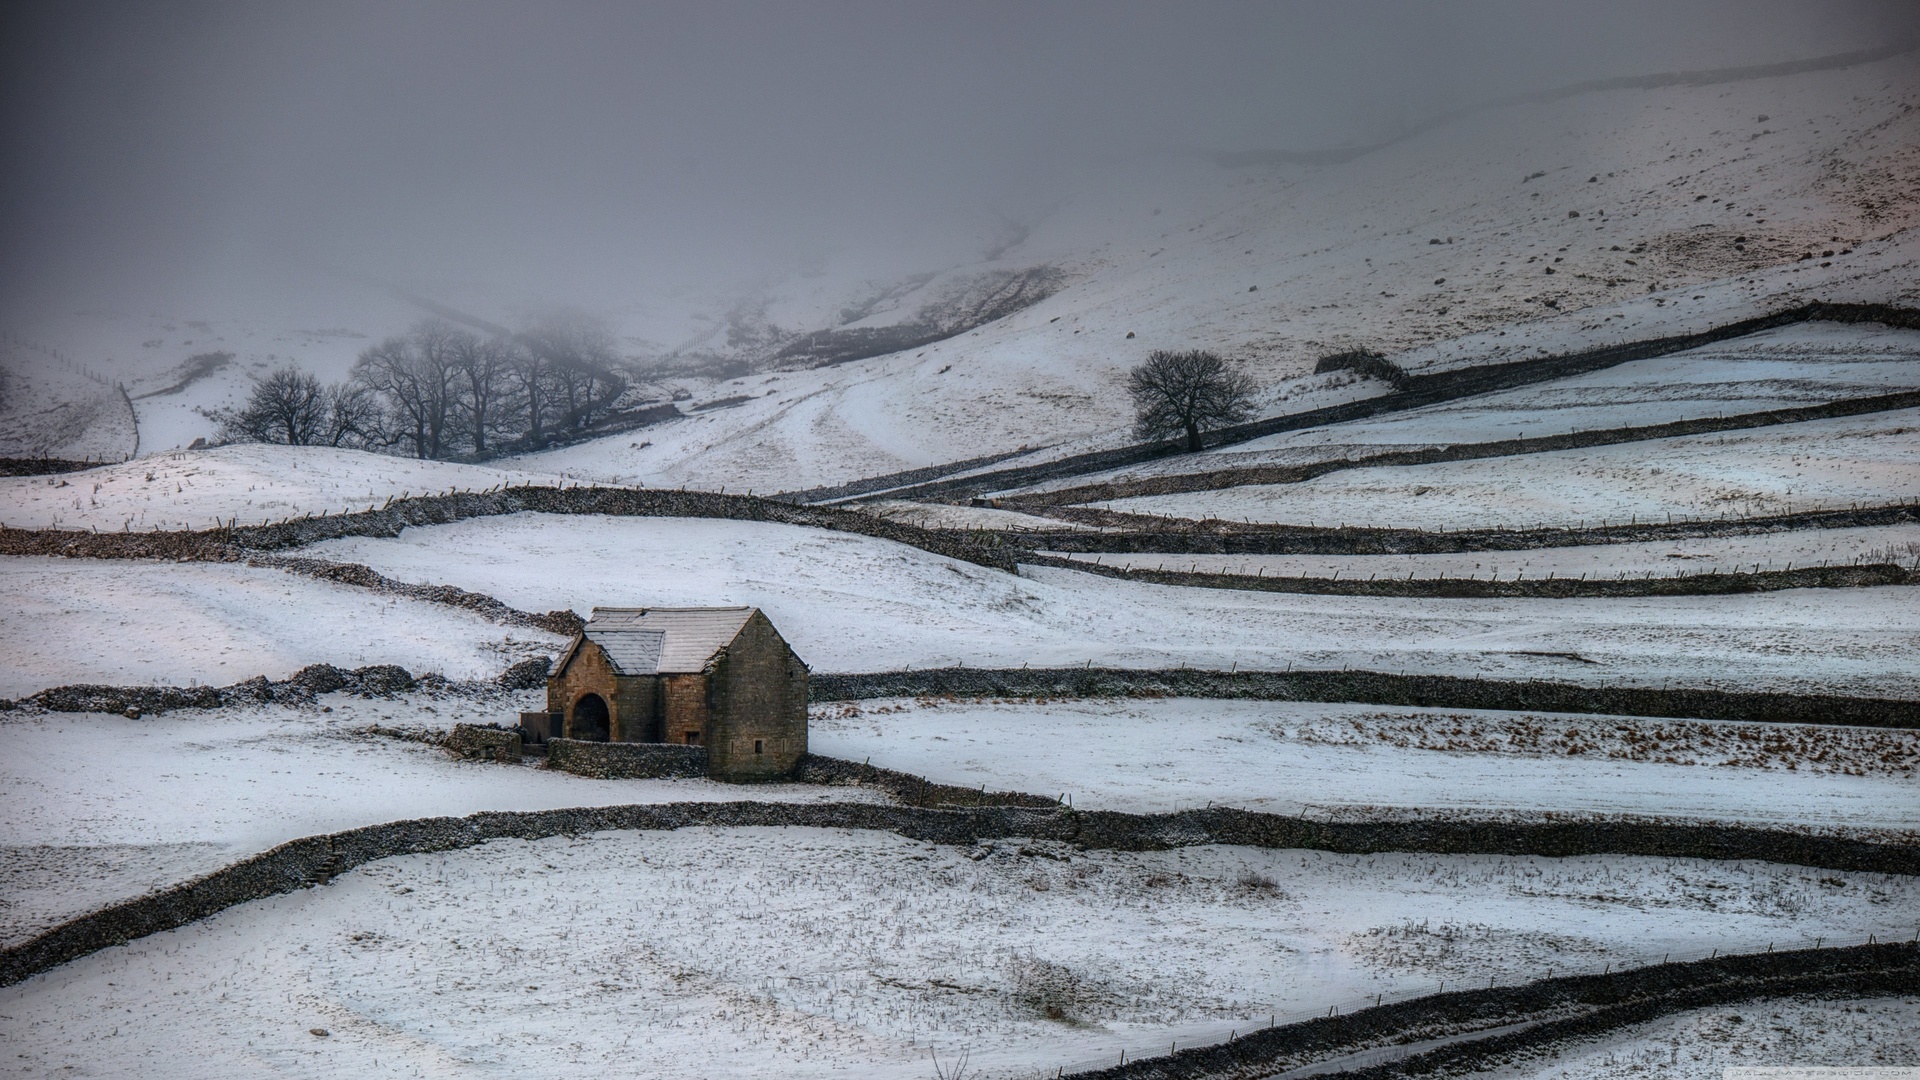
571,693,610,742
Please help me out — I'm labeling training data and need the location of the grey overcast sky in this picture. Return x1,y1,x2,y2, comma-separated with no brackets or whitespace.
1,1,1913,323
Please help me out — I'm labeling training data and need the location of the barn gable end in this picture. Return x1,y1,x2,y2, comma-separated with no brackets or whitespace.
542,606,807,780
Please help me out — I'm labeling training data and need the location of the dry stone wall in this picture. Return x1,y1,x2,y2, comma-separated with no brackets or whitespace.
1021,502,1920,555
5,798,1916,989
1028,555,1914,599
544,738,706,779
1013,388,1920,507
1072,942,1920,1080
837,301,1920,503
809,666,1920,728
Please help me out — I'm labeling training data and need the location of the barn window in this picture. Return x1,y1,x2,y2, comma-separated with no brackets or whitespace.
753,739,764,755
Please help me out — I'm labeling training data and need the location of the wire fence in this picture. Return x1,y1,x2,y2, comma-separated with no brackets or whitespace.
1047,926,1919,1077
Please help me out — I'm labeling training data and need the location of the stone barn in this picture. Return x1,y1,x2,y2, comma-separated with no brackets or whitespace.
536,606,808,780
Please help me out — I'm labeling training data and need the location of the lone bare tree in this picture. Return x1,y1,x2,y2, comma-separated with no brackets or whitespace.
1126,349,1256,452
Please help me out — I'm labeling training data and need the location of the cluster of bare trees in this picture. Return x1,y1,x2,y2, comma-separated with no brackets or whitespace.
219,312,627,459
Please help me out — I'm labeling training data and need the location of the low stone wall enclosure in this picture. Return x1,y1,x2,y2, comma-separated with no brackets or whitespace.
543,738,707,779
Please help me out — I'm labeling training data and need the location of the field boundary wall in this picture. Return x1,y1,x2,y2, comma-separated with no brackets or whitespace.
4,798,1916,989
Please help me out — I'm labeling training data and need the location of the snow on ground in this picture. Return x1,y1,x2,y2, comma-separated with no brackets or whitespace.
0,556,563,699
4,826,1913,1080
811,697,1919,833
303,513,1920,697
859,499,1103,532
1009,323,1920,495
490,55,1920,495
1107,408,1920,529
1484,996,1920,1079
0,694,883,946
1249,322,1920,450
0,443,564,532
3,301,419,456
8,55,1912,490
0,345,137,462
1048,522,1920,582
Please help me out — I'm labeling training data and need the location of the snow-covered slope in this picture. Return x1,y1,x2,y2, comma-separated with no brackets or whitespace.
13,53,1917,491
1108,407,1920,529
4,831,1908,1080
0,556,561,698
813,697,1920,831
503,53,1920,492
0,699,880,945
0,443,561,532
305,514,1920,696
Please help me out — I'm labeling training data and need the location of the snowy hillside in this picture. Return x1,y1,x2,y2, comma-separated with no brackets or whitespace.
505,52,1920,492
0,444,563,532
7,51,1912,494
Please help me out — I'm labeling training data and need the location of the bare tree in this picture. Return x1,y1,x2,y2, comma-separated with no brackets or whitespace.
351,321,460,458
1126,349,1256,452
520,310,626,431
219,367,326,445
501,337,548,444
319,381,381,448
447,328,513,455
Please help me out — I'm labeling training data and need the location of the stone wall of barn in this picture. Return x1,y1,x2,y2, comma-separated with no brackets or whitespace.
547,639,618,740
662,673,710,745
706,611,808,780
612,674,663,743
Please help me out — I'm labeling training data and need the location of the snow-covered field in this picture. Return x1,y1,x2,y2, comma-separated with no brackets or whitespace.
303,513,1920,696
1249,323,1920,450
0,695,881,946
484,54,1920,496
0,347,137,462
0,556,563,698
811,697,1920,832
1484,996,1920,1079
4,826,1912,1080
1048,522,1920,582
1008,323,1920,496
1107,408,1920,529
0,443,563,532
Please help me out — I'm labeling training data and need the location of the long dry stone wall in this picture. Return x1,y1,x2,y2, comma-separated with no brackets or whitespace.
833,301,1920,503
810,666,1920,728
1013,387,1920,507
0,484,1018,569
0,457,100,477
0,661,525,715
4,800,1916,989
11,661,1918,727
1029,554,1914,599
1070,942,1920,1080
1019,502,1920,555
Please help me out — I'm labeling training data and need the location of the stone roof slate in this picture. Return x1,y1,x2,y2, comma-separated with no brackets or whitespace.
581,606,755,675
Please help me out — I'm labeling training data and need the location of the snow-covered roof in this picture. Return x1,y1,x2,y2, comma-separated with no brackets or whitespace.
578,606,756,675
